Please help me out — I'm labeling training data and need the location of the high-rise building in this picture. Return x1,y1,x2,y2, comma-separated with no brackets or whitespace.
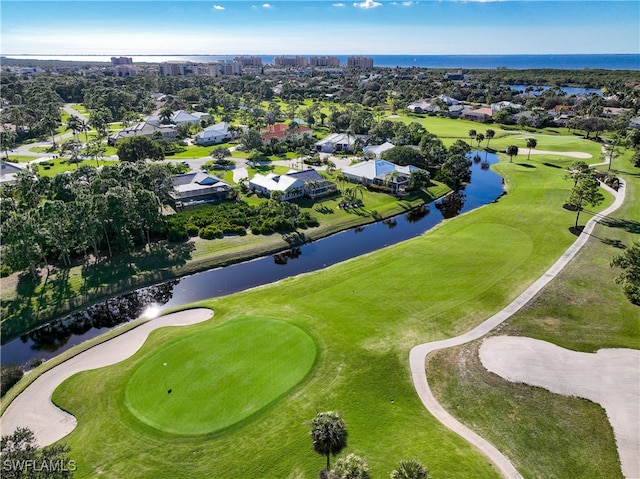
347,56,374,68
273,56,308,67
309,56,340,67
234,56,263,67
111,57,133,65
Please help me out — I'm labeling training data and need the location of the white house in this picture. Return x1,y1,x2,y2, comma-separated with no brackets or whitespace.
341,159,421,193
249,173,305,200
363,141,394,159
109,121,177,144
171,110,200,125
314,133,363,153
249,169,336,200
0,161,24,184
194,122,236,146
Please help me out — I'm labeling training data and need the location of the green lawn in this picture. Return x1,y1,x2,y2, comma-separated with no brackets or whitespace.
426,154,639,479
124,318,317,435
47,144,618,478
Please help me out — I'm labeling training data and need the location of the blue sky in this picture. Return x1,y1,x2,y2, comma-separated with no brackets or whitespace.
1,1,638,55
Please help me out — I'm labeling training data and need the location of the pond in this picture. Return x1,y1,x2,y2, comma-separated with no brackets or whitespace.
1,153,505,366
506,84,603,96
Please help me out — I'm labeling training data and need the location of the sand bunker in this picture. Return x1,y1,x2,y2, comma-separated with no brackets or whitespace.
480,336,640,479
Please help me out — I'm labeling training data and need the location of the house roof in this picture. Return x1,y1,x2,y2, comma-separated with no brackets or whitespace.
250,173,304,192
363,142,394,157
286,169,325,182
314,132,359,147
471,107,493,116
0,161,24,183
261,123,312,141
172,110,200,123
342,159,417,182
171,172,231,199
196,122,231,140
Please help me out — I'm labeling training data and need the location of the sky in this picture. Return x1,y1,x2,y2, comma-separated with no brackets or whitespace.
1,0,638,56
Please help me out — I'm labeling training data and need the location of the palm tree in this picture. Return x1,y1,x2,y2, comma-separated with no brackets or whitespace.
78,118,90,143
309,411,348,472
66,115,81,142
40,114,59,148
526,138,537,160
485,128,495,149
159,107,173,125
506,144,519,162
390,459,430,479
468,129,476,147
476,132,485,148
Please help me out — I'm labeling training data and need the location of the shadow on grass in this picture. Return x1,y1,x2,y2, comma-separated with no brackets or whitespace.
516,163,537,169
598,217,640,235
543,162,564,169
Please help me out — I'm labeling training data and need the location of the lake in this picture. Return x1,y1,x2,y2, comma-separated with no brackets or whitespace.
1,153,504,366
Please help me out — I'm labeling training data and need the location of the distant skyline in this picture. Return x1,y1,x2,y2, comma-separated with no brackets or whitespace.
1,1,638,56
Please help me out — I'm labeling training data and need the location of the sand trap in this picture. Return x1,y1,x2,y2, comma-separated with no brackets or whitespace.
526,149,592,159
0,308,213,447
480,336,640,479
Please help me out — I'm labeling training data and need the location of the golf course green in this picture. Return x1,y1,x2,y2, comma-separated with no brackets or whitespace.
124,318,318,435
41,135,635,478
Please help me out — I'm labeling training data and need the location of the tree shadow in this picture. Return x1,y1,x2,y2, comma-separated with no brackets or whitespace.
543,162,563,169
598,217,640,234
516,163,536,169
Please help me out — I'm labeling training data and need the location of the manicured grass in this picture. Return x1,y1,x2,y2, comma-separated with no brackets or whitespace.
48,147,616,478
34,158,116,177
426,154,638,479
124,318,317,435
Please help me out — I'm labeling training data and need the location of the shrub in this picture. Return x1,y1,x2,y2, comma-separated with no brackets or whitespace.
199,225,224,239
1,365,24,397
186,223,200,237
167,225,188,242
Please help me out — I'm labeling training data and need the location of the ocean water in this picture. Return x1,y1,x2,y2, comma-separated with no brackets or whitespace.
4,53,639,70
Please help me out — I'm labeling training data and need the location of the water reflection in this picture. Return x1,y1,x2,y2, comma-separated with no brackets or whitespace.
435,191,467,219
273,248,302,265
3,281,178,364
3,152,505,366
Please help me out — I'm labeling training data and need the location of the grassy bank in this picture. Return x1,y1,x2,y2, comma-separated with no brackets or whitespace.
0,182,448,343
45,148,616,478
427,154,638,479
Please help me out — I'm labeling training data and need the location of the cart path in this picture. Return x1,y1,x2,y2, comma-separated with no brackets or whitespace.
0,308,213,446
410,173,627,479
480,336,640,479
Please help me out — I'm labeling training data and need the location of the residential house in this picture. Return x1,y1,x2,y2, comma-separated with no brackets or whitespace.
461,107,493,123
249,169,336,200
491,101,523,113
170,172,232,208
341,159,422,194
260,123,313,144
363,141,394,159
629,117,640,129
109,121,177,144
447,104,465,118
407,99,440,114
194,122,237,146
444,70,464,81
314,133,363,153
171,110,200,125
192,112,212,124
0,160,24,184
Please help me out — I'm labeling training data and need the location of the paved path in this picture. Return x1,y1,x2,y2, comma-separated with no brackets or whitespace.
409,166,627,478
0,308,213,447
480,336,640,479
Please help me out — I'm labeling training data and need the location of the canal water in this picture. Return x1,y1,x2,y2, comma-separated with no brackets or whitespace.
1,153,504,365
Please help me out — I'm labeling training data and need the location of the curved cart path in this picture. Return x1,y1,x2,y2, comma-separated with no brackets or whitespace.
0,308,213,446
410,175,628,478
480,336,640,479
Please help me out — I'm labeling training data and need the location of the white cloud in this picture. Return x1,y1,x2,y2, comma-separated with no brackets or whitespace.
212,4,224,10
262,3,272,8
353,0,382,9
402,1,414,5
333,2,345,6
